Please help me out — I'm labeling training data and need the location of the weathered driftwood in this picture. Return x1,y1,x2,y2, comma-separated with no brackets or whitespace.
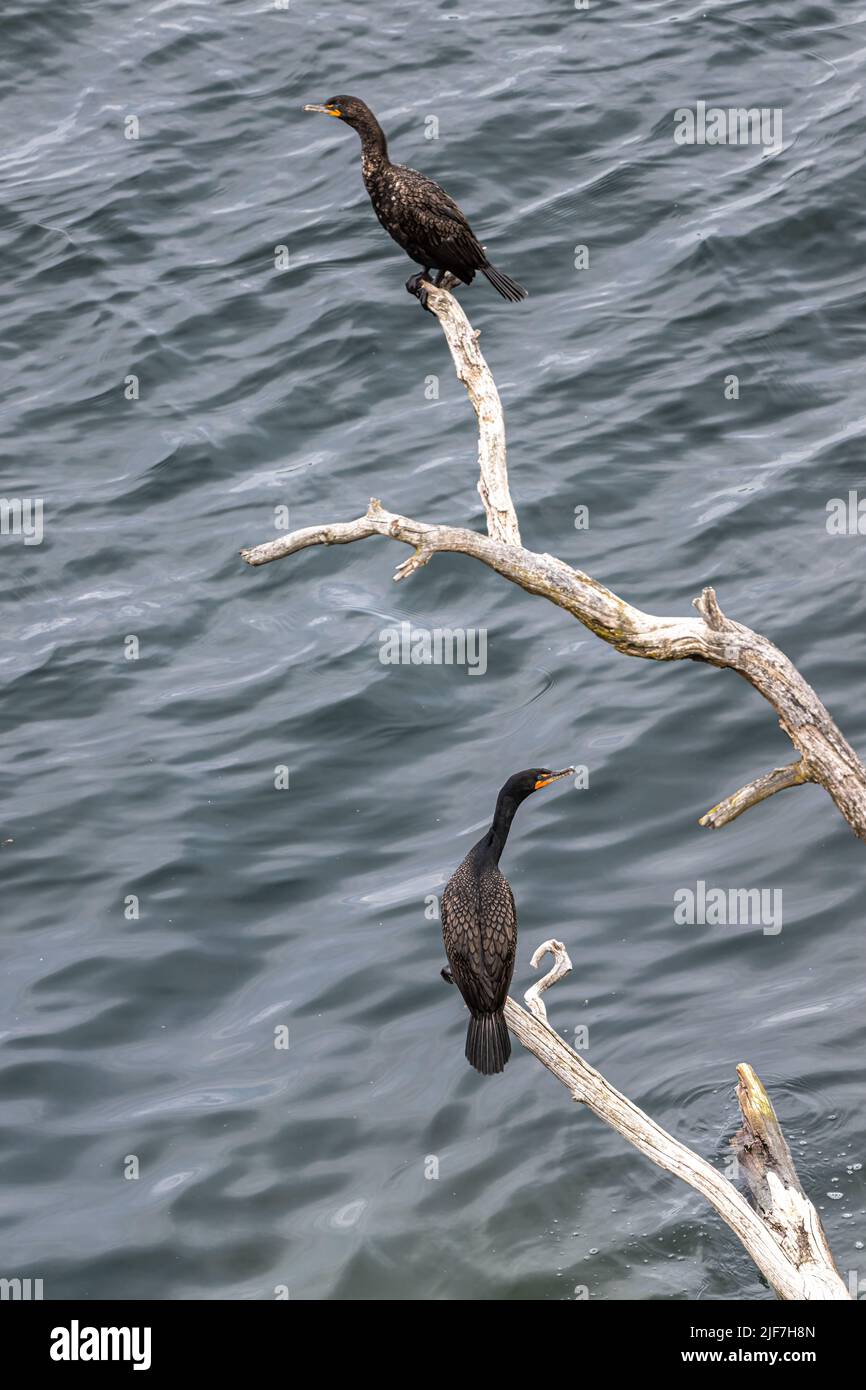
507,940,849,1300
241,280,866,841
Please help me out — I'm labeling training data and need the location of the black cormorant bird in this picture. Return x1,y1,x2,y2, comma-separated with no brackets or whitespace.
303,96,527,307
441,767,574,1075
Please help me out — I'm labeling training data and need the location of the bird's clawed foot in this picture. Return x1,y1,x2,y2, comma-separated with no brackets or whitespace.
405,269,434,313
440,967,454,985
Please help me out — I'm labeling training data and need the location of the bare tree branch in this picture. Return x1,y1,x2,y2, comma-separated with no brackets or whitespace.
242,498,866,841
700,761,811,830
503,941,850,1300
240,280,866,841
523,937,572,1021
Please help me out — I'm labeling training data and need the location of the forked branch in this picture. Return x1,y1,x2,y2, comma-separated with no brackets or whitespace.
240,281,866,842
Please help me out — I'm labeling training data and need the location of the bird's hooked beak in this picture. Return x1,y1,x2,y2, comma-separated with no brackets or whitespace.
534,767,575,791
304,103,342,118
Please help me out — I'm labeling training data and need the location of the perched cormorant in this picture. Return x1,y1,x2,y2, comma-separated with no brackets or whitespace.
441,767,574,1075
303,96,527,307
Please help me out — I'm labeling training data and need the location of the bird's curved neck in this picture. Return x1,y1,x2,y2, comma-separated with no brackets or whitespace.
484,791,521,864
356,115,388,163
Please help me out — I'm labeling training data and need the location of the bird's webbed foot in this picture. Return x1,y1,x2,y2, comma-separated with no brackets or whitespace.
440,967,454,985
405,269,434,313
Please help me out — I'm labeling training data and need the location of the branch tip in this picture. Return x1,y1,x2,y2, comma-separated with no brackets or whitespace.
393,546,433,582
524,938,572,1022
700,761,810,829
694,585,727,630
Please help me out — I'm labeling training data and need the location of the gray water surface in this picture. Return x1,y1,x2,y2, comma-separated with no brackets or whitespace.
2,0,865,1300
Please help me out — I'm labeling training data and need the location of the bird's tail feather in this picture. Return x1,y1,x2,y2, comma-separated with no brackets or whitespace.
481,263,527,303
465,1010,511,1075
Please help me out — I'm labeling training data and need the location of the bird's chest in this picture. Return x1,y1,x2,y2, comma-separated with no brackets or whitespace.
362,166,419,252
444,863,515,953
477,872,516,945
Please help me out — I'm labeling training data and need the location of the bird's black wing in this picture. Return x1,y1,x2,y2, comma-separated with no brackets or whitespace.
391,165,488,276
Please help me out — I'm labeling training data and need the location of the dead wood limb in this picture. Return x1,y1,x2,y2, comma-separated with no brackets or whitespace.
699,761,811,830
503,941,850,1300
240,282,866,840
242,497,866,841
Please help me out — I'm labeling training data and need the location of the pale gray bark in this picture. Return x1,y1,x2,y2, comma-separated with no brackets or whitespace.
241,281,866,839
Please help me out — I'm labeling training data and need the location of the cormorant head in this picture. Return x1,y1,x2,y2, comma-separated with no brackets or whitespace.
488,766,574,847
501,767,575,805
303,95,376,132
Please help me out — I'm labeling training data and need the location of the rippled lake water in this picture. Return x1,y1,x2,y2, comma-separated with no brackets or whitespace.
2,0,865,1300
